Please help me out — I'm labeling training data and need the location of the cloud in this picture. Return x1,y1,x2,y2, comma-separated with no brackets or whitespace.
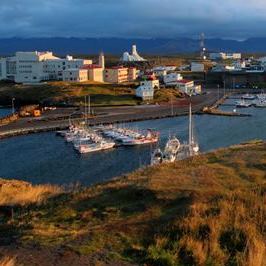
0,0,266,39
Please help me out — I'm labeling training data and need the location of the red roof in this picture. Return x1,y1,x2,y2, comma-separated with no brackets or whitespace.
81,64,102,69
106,66,127,70
177,79,193,84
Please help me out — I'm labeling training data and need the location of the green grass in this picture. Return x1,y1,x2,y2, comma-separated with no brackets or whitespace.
0,81,141,107
0,141,265,265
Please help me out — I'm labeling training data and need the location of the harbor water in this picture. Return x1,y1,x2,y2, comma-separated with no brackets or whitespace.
0,98,265,186
0,108,12,118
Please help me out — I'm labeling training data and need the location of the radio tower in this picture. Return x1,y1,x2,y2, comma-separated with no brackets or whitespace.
200,33,206,60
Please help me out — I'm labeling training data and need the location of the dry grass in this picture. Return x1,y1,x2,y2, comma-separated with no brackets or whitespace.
0,141,265,265
0,179,63,206
0,257,16,266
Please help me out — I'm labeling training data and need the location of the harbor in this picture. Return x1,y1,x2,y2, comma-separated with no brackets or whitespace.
0,95,265,186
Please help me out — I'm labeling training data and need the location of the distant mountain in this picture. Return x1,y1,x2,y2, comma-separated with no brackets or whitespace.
1,37,266,56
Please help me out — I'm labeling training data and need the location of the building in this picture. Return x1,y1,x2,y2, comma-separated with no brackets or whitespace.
121,45,146,62
152,65,177,78
175,80,195,94
0,56,16,81
136,79,160,100
209,52,242,60
80,53,105,82
0,51,92,84
163,73,183,86
104,66,137,83
191,62,205,72
62,69,88,82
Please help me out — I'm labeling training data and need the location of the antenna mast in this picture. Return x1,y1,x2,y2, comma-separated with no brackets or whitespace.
200,33,206,60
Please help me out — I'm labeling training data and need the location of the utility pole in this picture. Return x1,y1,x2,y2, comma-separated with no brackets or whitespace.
217,84,220,100
223,79,226,96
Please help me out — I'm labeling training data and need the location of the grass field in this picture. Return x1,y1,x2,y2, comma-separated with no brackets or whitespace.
0,81,142,107
0,141,265,265
0,81,185,108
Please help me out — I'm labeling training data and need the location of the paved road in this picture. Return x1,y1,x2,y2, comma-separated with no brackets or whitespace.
0,92,219,138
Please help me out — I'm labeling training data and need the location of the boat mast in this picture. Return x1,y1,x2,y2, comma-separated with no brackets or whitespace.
84,96,87,126
188,96,193,155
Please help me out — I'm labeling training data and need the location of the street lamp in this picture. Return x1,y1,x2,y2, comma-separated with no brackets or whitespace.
11,98,15,114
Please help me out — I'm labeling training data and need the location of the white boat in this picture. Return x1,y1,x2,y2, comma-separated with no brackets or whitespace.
241,94,256,100
163,137,181,162
78,141,115,154
150,148,164,165
254,99,266,108
150,99,199,165
122,130,159,146
235,100,251,108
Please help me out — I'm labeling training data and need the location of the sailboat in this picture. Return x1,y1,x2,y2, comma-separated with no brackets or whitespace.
150,98,199,165
188,100,200,156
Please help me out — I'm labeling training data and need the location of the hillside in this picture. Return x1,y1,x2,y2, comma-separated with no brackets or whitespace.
2,37,266,56
0,141,265,266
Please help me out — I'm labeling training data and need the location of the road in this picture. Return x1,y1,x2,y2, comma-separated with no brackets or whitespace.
0,92,219,138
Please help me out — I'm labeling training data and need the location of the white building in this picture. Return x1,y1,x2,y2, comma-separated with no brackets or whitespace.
121,45,146,62
163,73,183,86
0,51,92,84
191,62,204,72
175,80,195,94
209,52,242,60
136,79,159,100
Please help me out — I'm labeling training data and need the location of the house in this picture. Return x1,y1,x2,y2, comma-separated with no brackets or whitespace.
136,79,159,100
175,80,195,94
163,73,183,86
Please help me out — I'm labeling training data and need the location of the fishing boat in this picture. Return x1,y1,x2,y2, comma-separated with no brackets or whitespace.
150,148,164,165
241,94,256,100
121,130,159,146
78,140,115,154
254,99,266,108
150,98,199,165
163,137,181,162
235,99,251,108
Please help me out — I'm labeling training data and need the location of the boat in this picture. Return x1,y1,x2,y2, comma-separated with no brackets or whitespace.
150,98,199,165
241,94,256,100
254,99,266,108
235,99,251,108
121,130,159,146
163,137,181,162
150,148,164,165
78,140,115,154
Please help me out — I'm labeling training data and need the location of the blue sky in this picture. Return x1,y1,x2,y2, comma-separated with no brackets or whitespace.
0,0,266,39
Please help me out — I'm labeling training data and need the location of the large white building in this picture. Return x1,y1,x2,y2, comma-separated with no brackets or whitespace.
0,51,92,84
121,45,146,62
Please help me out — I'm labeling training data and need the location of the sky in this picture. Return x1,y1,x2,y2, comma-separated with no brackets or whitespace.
1,0,266,39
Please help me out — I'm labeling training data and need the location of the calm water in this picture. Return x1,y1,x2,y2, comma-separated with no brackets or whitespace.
0,98,265,186
0,108,11,118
